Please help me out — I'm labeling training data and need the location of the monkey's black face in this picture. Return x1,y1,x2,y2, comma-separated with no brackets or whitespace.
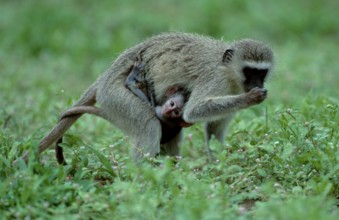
242,67,268,92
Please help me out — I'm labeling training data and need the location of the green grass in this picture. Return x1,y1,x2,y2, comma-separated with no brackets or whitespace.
0,0,338,219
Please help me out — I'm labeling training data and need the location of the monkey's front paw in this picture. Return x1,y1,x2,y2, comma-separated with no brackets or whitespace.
247,87,267,105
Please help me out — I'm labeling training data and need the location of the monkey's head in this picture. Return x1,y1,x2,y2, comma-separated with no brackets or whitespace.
161,95,184,119
155,94,193,128
223,39,275,92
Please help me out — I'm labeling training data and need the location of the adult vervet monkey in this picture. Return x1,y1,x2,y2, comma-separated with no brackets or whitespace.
17,33,274,163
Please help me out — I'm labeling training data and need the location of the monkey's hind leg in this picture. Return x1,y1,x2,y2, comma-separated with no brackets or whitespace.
97,84,162,161
160,131,183,156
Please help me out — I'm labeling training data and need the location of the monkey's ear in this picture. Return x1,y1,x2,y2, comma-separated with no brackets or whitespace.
222,49,234,63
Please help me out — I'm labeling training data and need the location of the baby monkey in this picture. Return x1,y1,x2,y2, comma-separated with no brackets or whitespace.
55,61,192,164
124,61,192,144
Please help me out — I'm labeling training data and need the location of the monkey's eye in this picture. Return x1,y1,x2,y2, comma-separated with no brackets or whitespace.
173,110,180,117
170,100,175,107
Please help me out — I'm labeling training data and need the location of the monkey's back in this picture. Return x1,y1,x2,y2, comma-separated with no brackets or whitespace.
138,33,228,100
98,33,229,104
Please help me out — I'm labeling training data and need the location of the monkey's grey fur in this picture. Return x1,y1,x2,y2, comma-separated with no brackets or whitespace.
17,32,274,164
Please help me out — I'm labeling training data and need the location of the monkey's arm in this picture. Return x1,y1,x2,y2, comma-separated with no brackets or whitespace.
124,73,151,103
125,82,150,103
123,61,152,103
183,87,267,123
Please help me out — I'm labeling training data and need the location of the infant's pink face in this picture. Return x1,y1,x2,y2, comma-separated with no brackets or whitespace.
161,95,184,119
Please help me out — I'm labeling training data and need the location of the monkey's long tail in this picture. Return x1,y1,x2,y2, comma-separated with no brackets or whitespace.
14,83,98,165
16,114,82,164
55,105,108,165
72,82,97,107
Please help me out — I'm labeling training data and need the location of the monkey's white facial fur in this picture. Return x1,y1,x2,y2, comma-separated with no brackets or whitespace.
243,61,272,70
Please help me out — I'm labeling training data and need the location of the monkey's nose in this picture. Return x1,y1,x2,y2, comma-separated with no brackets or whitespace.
162,108,171,117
